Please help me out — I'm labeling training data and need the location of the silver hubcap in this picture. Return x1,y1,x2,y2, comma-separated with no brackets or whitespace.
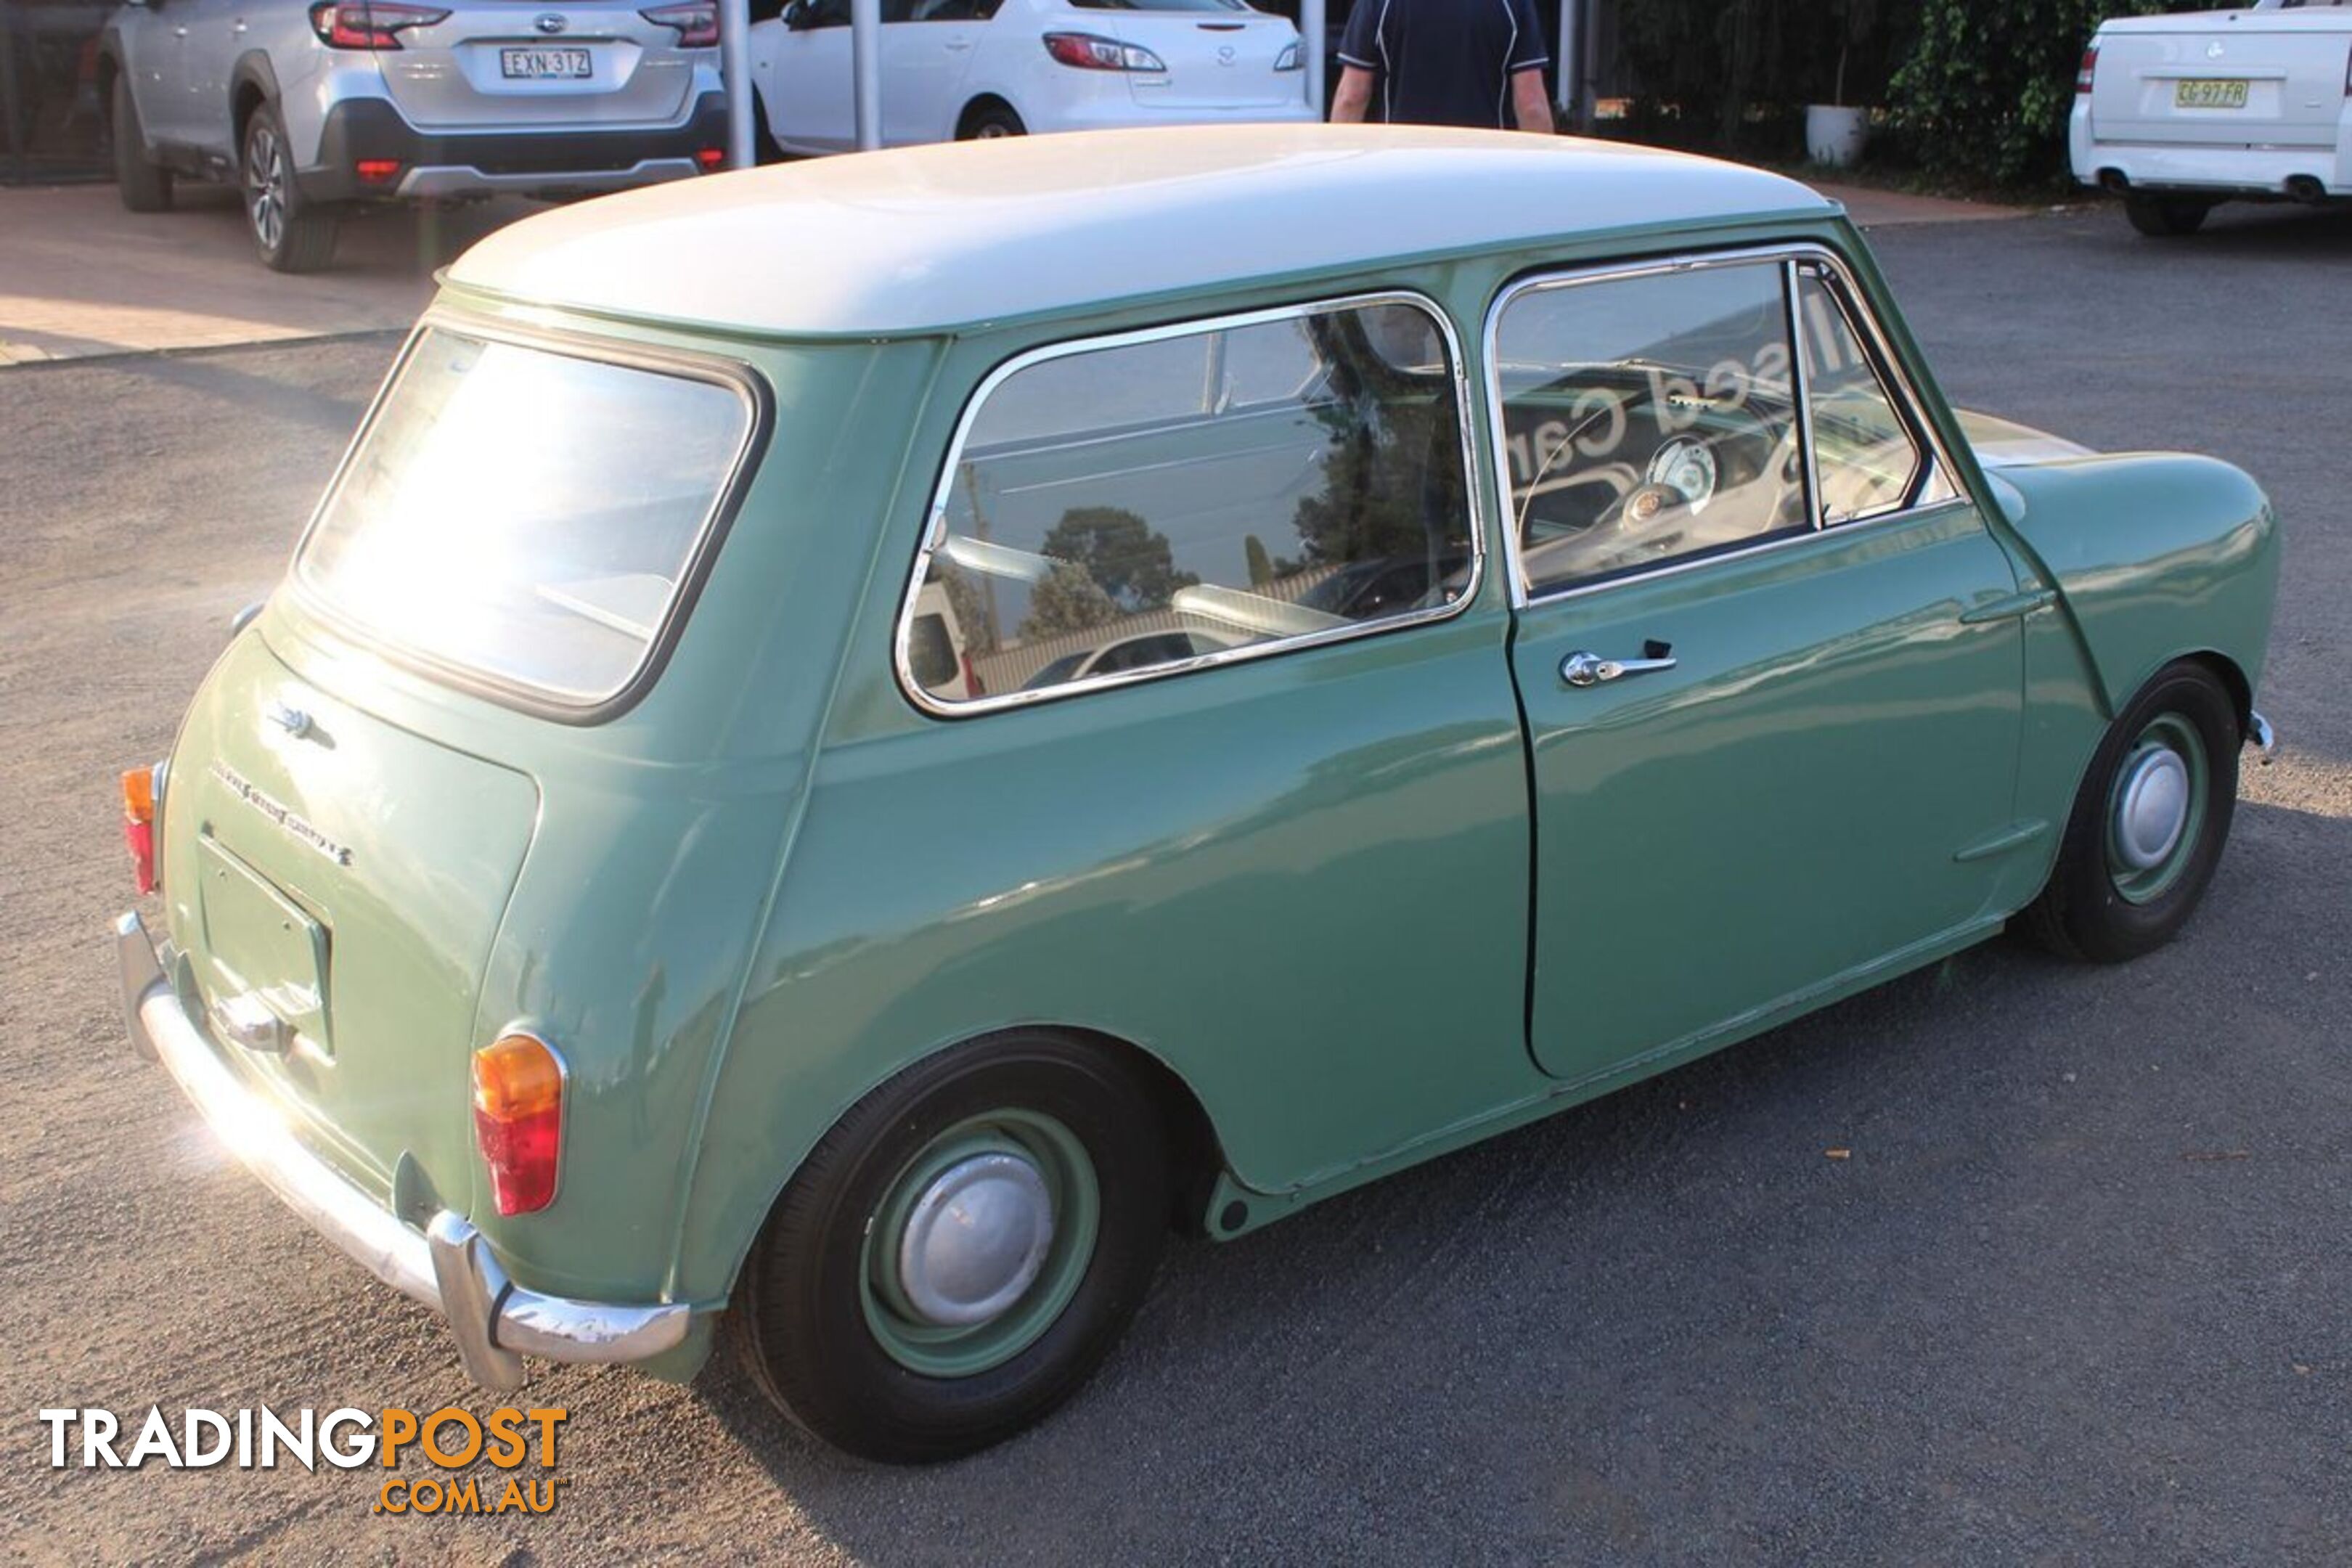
2112,745,2191,870
895,1152,1054,1327
246,123,285,253
976,123,1013,139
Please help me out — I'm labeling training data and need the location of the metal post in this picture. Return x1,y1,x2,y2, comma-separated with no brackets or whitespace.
852,0,881,151
719,0,754,169
1556,0,1577,121
1578,0,1601,134
1300,0,1326,119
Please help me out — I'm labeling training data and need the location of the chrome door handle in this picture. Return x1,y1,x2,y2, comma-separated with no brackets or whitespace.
1560,649,1678,688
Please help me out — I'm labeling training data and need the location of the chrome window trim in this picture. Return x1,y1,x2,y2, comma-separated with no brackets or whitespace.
1790,258,1940,526
1782,257,1826,535
894,290,1486,719
1483,242,1975,611
286,309,772,727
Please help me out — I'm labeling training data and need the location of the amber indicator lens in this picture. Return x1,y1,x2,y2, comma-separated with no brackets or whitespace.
472,1034,564,1215
121,765,158,894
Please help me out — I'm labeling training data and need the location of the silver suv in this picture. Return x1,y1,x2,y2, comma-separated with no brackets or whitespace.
99,0,730,271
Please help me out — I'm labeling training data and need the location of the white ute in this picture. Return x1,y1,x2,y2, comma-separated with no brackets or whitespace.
2071,0,2352,234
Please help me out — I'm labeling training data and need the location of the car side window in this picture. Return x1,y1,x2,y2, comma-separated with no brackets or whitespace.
1794,268,1953,523
902,298,1477,708
1495,261,1813,598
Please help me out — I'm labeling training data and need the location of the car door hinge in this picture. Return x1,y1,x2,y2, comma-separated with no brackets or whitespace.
1959,587,2059,626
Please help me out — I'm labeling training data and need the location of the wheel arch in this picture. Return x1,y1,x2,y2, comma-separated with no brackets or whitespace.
955,93,1022,138
695,1020,1230,1307
228,52,281,144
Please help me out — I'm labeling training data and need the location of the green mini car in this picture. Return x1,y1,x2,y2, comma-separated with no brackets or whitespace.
115,126,2280,1463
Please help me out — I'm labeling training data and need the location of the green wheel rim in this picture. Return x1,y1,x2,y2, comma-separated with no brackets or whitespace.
2104,713,2208,906
859,1108,1099,1378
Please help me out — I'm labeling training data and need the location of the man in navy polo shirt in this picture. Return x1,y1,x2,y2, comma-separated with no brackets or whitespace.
1329,0,1556,134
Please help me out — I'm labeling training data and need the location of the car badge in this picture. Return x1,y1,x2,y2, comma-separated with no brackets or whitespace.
536,13,568,33
1217,45,1236,65
2206,41,2224,59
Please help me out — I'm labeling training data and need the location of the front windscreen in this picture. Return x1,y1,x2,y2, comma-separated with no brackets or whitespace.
296,329,754,708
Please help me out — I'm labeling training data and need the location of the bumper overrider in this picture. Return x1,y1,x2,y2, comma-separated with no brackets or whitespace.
115,910,690,1392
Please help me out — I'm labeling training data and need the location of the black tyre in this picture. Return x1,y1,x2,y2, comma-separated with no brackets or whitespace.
241,103,338,274
111,75,173,213
751,93,785,164
727,1032,1169,1463
2124,194,2210,238
2021,661,2240,963
957,102,1026,141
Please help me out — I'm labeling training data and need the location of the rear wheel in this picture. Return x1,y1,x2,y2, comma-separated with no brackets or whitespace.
726,1032,1169,1462
957,102,1026,141
2021,661,2239,963
111,75,173,213
2123,194,2210,237
242,103,339,274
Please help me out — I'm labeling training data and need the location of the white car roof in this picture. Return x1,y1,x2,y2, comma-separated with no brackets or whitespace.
446,125,1837,339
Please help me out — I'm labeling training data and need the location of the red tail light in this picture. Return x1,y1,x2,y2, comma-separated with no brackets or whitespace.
473,1034,565,1216
121,764,158,895
354,158,403,185
641,1,719,48
1043,32,1167,73
308,1,449,49
2076,44,2098,95
695,146,726,172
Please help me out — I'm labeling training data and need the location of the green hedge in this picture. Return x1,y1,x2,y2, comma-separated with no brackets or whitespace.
1607,0,2206,184
1888,0,2190,185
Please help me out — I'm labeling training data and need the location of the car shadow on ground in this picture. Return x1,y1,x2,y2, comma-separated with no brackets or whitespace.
162,184,534,277
2155,199,2352,254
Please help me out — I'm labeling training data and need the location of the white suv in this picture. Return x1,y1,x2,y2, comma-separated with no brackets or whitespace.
99,0,730,270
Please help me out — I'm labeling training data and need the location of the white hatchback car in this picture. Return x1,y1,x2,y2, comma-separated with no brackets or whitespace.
748,0,1313,153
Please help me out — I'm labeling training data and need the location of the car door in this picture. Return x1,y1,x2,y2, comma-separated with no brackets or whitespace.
759,0,854,150
137,0,232,150
879,0,981,144
179,0,245,155
1495,248,2030,1085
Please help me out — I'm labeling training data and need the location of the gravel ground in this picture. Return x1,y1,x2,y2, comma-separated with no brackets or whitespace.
0,200,2345,1566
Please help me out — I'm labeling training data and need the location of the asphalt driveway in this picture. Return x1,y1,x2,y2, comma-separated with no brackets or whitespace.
0,198,2345,1566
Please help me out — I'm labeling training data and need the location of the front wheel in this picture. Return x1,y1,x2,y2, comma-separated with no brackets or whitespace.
242,104,338,273
725,1033,1169,1462
2021,661,2240,963
2124,194,2210,238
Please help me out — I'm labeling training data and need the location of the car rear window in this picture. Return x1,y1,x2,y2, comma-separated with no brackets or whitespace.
295,328,754,709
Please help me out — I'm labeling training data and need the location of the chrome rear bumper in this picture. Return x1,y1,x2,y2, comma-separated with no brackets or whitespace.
115,910,690,1391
